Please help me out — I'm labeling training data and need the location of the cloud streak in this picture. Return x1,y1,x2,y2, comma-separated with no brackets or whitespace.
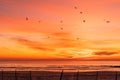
93,51,119,56
11,37,55,51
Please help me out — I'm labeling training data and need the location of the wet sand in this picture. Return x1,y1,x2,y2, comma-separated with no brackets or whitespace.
0,71,120,80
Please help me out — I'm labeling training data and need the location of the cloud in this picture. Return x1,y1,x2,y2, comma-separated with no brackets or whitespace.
0,32,77,49
93,51,119,56
51,32,71,37
11,37,55,51
0,32,87,59
50,32,79,47
56,50,74,58
10,36,78,59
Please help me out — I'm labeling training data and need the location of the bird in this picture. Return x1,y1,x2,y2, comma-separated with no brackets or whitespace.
60,20,63,23
26,17,28,21
60,27,63,30
74,6,77,9
38,20,41,23
48,36,50,38
80,12,83,14
76,38,79,40
106,20,110,23
104,19,110,23
83,20,86,23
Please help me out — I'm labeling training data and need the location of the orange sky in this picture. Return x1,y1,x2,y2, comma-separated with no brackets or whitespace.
0,0,120,60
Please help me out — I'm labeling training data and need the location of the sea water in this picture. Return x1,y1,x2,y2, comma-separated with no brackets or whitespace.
0,61,120,72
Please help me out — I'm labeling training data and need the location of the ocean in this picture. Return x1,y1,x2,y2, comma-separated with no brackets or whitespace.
0,61,120,72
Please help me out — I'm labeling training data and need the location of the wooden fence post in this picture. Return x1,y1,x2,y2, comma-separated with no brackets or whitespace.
60,70,64,80
96,71,98,80
29,71,32,80
76,70,79,80
115,72,117,80
15,70,17,80
2,70,3,80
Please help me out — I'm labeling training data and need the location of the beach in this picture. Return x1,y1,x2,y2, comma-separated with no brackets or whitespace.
0,71,120,80
0,61,120,80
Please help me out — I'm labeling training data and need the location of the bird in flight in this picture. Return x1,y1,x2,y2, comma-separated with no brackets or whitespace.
83,20,86,23
60,27,63,30
80,12,83,14
60,20,63,23
106,20,110,23
38,20,41,23
104,19,110,23
74,6,77,9
76,37,79,40
26,17,28,21
48,36,50,39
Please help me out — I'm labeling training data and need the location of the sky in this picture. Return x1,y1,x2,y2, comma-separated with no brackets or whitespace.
0,0,120,60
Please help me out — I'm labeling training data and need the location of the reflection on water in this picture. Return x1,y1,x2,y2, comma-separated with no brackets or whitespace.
0,61,120,72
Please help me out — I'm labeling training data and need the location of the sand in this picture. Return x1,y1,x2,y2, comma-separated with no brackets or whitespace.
0,71,120,80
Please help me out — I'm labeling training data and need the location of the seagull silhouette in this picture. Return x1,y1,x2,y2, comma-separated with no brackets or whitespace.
106,21,110,23
38,20,41,23
74,6,77,9
60,27,63,30
26,17,28,21
48,36,50,38
80,12,83,14
83,20,86,23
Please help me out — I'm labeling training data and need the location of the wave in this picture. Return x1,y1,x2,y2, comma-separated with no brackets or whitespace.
0,65,120,72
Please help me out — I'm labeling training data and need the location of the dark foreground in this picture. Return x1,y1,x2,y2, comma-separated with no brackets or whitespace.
0,71,120,80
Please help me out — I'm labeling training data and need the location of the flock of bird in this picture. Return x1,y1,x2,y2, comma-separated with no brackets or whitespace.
25,6,110,40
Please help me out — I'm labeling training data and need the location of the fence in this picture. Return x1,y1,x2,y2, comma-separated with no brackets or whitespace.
0,70,119,80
